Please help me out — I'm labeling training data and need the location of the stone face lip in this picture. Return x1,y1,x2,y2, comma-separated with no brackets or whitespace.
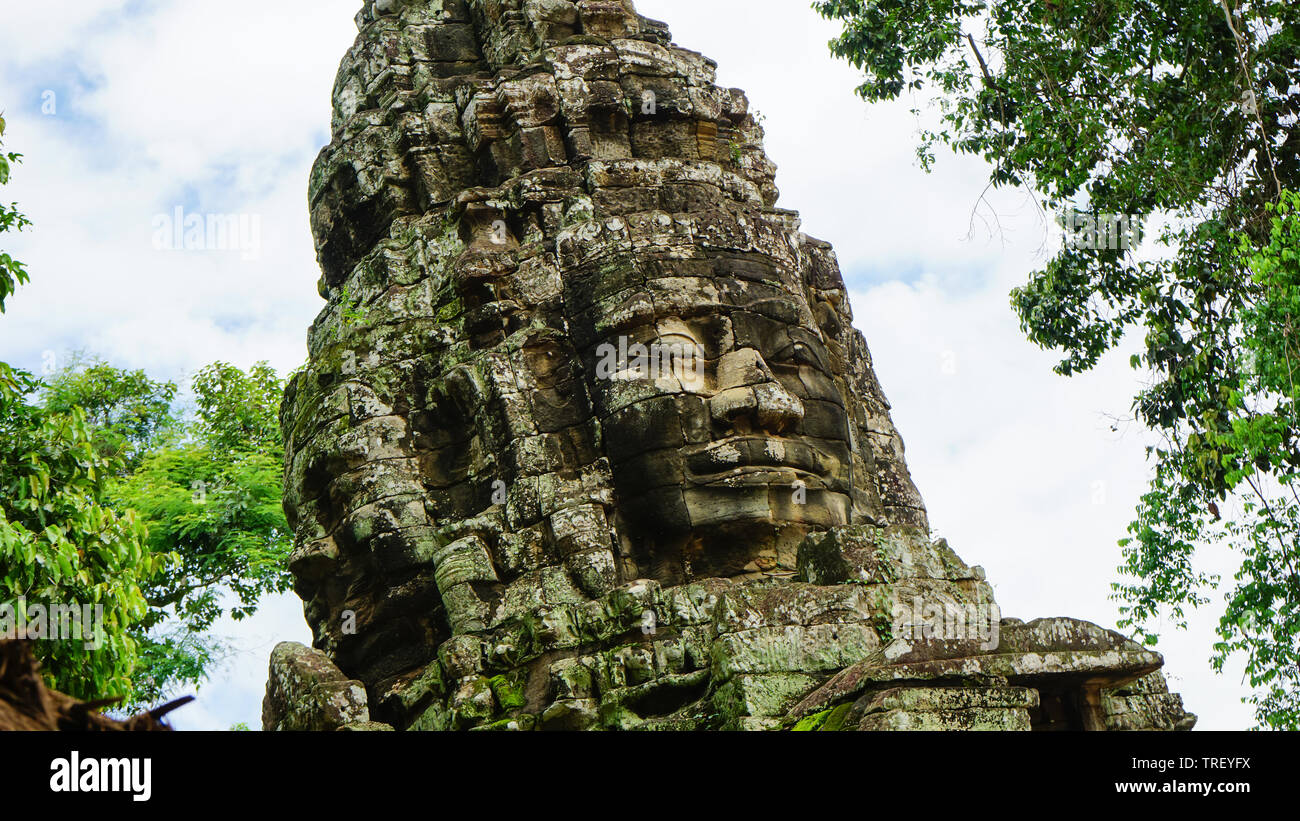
262,642,379,731
268,0,1196,731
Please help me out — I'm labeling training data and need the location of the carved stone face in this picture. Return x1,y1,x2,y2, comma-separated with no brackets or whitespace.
266,0,1194,736
286,0,934,683
570,247,855,583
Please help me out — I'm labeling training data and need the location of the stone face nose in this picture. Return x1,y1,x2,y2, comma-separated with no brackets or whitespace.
709,348,804,434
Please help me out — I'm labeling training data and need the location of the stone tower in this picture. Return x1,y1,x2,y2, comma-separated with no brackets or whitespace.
262,0,1195,731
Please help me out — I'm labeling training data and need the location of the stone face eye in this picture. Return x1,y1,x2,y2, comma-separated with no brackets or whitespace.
772,340,830,375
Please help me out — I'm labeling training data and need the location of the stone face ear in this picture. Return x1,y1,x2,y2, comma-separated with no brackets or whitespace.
270,0,1195,733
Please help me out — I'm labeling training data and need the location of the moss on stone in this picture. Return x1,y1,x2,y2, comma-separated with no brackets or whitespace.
488,672,528,710
792,708,832,732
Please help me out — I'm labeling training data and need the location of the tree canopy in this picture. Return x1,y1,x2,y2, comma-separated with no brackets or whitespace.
0,121,292,702
0,119,161,701
38,358,294,704
818,0,1300,727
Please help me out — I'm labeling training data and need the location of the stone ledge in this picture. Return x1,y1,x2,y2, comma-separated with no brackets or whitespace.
262,642,371,731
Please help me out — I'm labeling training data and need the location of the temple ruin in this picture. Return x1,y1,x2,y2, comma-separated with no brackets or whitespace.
262,0,1196,732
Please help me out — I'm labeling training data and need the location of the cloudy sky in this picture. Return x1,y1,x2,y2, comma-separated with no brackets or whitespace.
0,0,1255,730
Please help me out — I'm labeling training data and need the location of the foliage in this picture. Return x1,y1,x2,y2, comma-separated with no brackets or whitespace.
817,0,1300,727
191,361,285,454
0,115,158,701
0,114,32,314
115,442,291,629
40,353,179,469
12,352,290,705
1118,195,1300,729
0,118,291,707
0,367,166,701
103,360,293,703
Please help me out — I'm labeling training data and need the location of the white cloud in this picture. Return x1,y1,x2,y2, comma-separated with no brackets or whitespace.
0,0,360,382
166,591,311,732
0,0,355,731
0,0,133,65
79,1,358,179
0,0,1256,729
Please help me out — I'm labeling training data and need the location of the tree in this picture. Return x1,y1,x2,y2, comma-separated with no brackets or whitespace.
0,117,292,706
0,113,31,315
816,0,1300,727
126,361,292,627
37,357,294,704
0,118,163,702
109,361,293,702
40,352,179,469
0,368,167,701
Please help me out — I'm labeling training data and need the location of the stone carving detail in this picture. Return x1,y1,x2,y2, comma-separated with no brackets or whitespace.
262,642,373,732
267,0,1195,731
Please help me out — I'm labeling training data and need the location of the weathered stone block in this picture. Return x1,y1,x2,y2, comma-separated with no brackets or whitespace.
262,642,370,732
854,686,1037,731
711,623,880,680
713,673,821,719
